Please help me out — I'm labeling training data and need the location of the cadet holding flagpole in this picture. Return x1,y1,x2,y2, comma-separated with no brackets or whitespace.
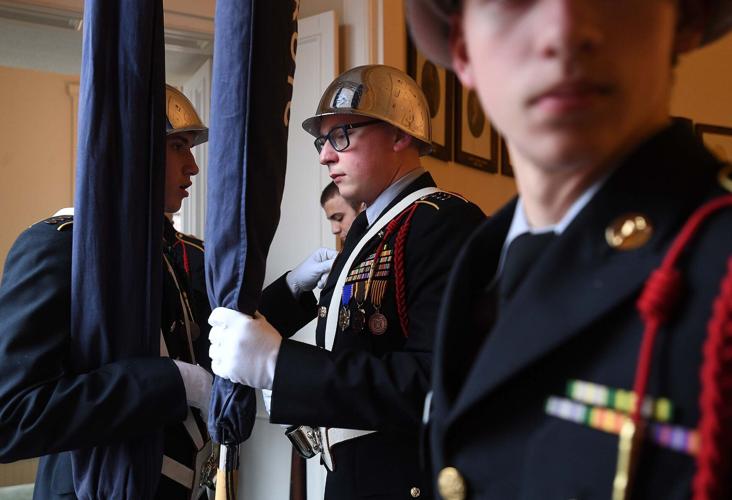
208,65,485,499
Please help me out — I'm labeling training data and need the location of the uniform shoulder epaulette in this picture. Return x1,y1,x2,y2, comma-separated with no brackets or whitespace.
414,190,469,210
35,215,74,232
176,231,204,252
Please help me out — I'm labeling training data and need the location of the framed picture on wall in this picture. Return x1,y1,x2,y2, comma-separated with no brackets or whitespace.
499,137,514,178
454,82,498,172
696,123,732,164
407,34,454,161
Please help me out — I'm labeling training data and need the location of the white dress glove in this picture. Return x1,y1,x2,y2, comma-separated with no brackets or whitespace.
172,360,213,422
285,247,338,297
208,307,282,390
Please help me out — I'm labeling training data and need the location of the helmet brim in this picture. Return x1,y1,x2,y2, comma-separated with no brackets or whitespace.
406,0,732,71
166,127,208,147
302,110,433,156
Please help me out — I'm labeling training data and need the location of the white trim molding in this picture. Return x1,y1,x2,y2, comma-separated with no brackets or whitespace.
65,80,79,202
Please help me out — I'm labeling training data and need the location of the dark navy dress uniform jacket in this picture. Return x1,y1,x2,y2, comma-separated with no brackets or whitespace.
260,172,486,499
0,217,210,499
429,123,732,499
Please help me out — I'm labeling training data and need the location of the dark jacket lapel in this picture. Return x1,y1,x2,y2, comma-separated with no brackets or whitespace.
432,200,514,407
446,123,722,424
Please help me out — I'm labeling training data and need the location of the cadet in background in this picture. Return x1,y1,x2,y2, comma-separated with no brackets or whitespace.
321,180,365,247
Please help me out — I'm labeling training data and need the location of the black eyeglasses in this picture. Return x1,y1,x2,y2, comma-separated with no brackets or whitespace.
314,119,382,153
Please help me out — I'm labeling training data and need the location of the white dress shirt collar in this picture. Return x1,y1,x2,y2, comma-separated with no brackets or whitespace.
496,171,611,279
364,167,426,226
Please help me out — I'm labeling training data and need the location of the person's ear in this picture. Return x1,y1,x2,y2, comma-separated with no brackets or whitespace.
393,129,414,152
449,13,476,89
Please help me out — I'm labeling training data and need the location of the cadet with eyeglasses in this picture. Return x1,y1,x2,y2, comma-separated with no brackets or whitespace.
208,65,485,499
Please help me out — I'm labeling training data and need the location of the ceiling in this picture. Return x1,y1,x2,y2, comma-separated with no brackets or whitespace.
0,2,212,85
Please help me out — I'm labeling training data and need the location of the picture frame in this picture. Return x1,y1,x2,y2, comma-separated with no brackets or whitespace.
454,82,498,172
499,137,514,178
695,123,732,164
407,34,454,161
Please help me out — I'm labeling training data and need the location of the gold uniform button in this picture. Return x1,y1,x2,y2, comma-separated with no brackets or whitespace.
318,306,327,318
605,213,653,250
410,486,421,498
438,466,466,500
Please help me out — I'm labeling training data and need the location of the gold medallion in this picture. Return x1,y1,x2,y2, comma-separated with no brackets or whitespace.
605,213,653,250
437,467,466,500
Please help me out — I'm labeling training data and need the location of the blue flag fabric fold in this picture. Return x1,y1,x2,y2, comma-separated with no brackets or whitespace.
70,0,166,497
206,0,297,445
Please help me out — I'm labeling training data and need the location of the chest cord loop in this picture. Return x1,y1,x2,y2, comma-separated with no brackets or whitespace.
393,204,419,338
612,194,732,500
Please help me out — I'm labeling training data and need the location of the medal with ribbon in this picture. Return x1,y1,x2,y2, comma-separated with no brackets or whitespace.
368,280,388,335
338,283,353,331
354,237,392,335
351,281,367,332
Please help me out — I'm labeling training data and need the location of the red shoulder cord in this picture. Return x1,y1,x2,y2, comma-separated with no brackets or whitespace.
172,239,191,276
394,204,420,337
369,203,420,338
632,194,732,500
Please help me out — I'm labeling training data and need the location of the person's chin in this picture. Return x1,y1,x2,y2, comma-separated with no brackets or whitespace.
338,186,356,201
164,200,183,214
526,139,612,174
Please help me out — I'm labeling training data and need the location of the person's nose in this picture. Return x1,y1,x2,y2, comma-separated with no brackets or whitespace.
534,0,602,62
319,138,338,166
184,149,200,177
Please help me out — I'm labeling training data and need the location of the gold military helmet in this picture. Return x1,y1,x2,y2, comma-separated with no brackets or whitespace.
165,84,208,146
302,65,433,156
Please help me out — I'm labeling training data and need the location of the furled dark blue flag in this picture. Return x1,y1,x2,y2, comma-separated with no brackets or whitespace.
70,0,166,498
205,0,297,491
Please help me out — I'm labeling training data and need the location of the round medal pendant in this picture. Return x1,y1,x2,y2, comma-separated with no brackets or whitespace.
368,312,388,335
351,309,366,332
338,306,351,331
